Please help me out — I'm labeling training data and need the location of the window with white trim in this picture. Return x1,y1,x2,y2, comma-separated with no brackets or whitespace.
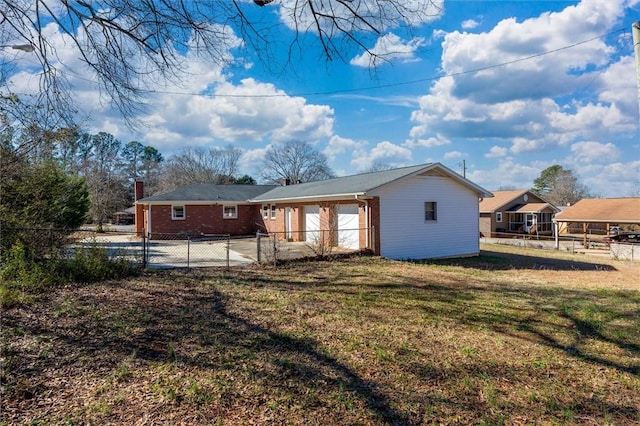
172,205,185,220
223,205,238,219
262,204,269,219
424,201,437,221
270,204,277,219
496,212,503,222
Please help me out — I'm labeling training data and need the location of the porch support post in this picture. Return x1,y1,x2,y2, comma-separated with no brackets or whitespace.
553,220,559,250
582,223,588,248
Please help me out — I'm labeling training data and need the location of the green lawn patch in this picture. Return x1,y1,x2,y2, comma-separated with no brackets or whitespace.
2,246,638,425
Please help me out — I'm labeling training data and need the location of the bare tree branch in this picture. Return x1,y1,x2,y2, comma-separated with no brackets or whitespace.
1,0,441,126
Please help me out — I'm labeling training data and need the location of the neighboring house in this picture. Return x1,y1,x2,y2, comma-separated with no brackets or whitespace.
250,163,492,260
113,206,135,225
553,198,640,238
134,184,277,238
479,190,559,237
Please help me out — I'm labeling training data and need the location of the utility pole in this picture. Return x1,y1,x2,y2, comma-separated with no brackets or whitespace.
633,22,640,127
457,160,467,178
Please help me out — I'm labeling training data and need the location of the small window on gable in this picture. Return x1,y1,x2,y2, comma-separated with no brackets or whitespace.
262,204,269,219
270,204,276,219
172,205,185,220
496,212,503,222
223,205,237,219
424,201,437,222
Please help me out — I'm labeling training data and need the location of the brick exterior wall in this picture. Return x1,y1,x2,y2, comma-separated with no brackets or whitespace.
257,198,381,253
147,204,266,238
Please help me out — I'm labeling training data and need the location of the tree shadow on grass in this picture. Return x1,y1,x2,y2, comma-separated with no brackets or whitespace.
2,277,413,425
415,249,618,271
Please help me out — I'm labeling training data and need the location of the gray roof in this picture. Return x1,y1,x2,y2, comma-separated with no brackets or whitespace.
251,163,492,202
137,184,277,203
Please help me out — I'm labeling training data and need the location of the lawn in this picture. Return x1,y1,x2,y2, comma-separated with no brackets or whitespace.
2,244,639,425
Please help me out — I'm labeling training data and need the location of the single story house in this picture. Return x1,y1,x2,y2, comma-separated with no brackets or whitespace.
479,190,559,237
553,197,640,247
134,184,277,238
250,163,493,260
135,163,492,260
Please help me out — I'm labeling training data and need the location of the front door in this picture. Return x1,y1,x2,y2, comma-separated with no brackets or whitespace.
525,213,536,233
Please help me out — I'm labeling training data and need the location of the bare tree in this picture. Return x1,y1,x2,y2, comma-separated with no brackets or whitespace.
531,165,592,206
159,146,243,192
1,1,441,123
83,132,128,229
261,140,334,184
365,162,394,173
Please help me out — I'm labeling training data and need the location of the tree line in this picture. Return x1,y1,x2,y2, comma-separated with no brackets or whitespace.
1,116,337,233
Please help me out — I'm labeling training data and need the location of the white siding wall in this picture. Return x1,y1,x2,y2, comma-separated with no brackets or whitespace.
374,175,480,260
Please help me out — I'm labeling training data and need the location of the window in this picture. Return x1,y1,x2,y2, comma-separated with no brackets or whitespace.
496,212,503,222
424,202,437,221
262,204,269,219
172,205,185,220
270,204,277,219
223,205,237,219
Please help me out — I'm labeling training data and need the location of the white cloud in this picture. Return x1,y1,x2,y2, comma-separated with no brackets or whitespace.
469,158,541,191
350,141,413,171
485,146,508,158
443,151,463,159
409,0,635,160
136,78,335,150
350,33,426,67
461,19,479,29
405,133,451,148
323,135,366,162
569,141,620,164
241,146,270,178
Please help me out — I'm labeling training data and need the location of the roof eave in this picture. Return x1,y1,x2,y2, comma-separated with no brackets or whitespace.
136,199,252,205
249,192,368,204
367,162,493,198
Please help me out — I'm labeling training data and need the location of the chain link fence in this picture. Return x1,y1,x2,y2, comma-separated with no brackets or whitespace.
4,227,637,271
0,228,242,270
0,227,143,265
255,228,372,266
144,233,233,269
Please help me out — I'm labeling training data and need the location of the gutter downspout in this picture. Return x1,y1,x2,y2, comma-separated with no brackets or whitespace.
147,205,152,239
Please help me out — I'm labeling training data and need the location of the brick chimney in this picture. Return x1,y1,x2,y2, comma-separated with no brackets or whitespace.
134,180,144,201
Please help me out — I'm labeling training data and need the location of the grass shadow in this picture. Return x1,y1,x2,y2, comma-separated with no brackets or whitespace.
415,249,618,271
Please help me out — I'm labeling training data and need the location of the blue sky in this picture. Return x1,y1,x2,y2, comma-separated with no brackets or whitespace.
4,0,640,197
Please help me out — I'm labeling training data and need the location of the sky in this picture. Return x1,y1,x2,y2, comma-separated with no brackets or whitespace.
4,0,640,198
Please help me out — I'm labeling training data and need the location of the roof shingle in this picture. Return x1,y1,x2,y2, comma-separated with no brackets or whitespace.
137,184,277,203
554,198,640,223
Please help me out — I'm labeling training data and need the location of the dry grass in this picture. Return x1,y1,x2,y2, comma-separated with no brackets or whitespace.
1,243,639,425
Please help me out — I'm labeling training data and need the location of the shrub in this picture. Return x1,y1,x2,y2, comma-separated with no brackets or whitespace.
0,242,139,308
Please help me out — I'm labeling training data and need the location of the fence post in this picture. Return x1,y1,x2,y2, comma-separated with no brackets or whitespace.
142,230,147,268
226,235,230,271
372,226,376,254
256,232,261,263
187,236,191,270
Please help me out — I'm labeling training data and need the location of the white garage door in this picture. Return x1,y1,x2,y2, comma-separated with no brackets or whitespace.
337,204,360,250
304,205,320,243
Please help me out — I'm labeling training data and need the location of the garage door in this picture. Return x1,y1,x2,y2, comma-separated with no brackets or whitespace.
304,205,320,243
337,204,359,250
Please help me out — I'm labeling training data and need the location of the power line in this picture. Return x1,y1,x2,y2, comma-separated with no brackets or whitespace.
142,27,627,99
